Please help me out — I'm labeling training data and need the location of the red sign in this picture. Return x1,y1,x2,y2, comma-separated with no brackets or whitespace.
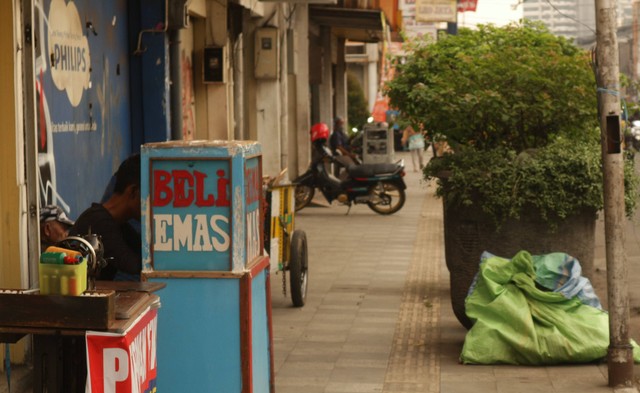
86,308,158,393
371,97,389,122
457,0,477,12
152,169,230,208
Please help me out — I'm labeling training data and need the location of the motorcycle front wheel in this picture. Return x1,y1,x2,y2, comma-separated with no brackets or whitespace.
295,184,315,211
367,182,406,215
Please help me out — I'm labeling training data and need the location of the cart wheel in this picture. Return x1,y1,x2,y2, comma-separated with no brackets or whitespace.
289,230,308,307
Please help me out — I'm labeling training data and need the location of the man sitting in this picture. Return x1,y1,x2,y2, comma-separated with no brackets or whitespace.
40,205,75,252
69,154,141,281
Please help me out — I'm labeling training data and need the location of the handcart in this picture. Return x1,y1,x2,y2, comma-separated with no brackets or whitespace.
264,173,309,307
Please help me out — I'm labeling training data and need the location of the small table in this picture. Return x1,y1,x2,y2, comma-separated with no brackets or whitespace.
0,281,164,393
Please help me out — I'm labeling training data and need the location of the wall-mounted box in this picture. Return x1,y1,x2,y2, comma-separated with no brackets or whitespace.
254,27,279,79
168,0,190,29
204,46,224,83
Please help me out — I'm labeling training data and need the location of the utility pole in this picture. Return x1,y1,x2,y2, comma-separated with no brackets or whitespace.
594,0,635,388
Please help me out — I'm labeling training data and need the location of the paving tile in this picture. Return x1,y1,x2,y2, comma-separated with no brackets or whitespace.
300,332,351,344
495,380,557,393
276,376,332,388
441,381,498,393
329,366,387,384
325,382,384,393
286,348,343,363
335,356,388,369
342,343,393,354
546,364,608,380
276,361,334,378
383,381,434,393
276,386,327,393
345,331,394,345
550,381,613,392
440,364,495,382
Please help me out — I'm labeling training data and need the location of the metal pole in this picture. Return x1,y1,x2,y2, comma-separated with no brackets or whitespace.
594,0,635,387
21,0,41,290
169,29,183,140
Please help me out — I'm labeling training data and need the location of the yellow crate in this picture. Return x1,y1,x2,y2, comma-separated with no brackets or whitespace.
39,259,87,296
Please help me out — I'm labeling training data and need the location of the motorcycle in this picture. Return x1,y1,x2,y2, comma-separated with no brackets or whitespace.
293,143,407,215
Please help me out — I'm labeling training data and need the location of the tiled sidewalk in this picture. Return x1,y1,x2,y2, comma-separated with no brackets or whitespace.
271,150,640,393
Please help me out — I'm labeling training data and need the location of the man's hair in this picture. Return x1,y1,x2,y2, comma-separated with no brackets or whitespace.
113,153,141,194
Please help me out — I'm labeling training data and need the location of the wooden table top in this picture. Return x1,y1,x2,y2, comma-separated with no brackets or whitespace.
95,280,166,293
0,281,164,339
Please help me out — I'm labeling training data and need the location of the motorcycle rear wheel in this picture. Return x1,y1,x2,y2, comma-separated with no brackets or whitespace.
295,184,315,211
367,182,406,215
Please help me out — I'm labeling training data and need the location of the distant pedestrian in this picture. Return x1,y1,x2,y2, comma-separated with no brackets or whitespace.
401,124,425,172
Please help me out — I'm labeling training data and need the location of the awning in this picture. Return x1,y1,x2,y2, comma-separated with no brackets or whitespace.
309,6,387,42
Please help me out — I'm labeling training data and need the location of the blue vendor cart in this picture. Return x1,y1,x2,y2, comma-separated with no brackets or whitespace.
140,140,273,393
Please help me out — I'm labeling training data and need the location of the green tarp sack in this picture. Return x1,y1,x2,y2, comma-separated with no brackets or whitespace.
460,250,640,365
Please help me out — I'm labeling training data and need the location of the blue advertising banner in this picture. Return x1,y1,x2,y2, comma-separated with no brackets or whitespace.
35,0,132,218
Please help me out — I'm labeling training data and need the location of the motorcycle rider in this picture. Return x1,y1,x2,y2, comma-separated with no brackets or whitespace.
329,116,357,178
310,122,348,203
310,122,330,163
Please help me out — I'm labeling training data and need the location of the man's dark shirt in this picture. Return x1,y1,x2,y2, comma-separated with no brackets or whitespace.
69,203,141,280
329,128,350,155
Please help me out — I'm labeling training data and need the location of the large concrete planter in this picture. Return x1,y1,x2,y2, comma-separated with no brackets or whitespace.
443,198,597,329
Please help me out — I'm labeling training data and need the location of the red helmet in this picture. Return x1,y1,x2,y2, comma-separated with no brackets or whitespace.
310,122,329,142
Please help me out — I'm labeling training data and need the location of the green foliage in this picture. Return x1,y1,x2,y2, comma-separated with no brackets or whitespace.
385,21,599,152
385,21,639,226
624,154,640,216
425,138,639,227
347,72,369,132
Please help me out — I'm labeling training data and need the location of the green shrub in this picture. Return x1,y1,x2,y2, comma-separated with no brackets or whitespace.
385,21,598,152
385,21,638,226
425,138,638,228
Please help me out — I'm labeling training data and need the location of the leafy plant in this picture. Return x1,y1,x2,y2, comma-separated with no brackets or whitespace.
385,21,599,152
385,21,639,226
425,139,638,228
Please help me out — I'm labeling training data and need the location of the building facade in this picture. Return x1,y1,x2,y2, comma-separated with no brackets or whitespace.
522,0,632,42
1,0,396,369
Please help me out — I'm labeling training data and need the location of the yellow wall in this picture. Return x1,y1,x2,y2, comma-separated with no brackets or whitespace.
0,0,20,287
0,3,27,365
